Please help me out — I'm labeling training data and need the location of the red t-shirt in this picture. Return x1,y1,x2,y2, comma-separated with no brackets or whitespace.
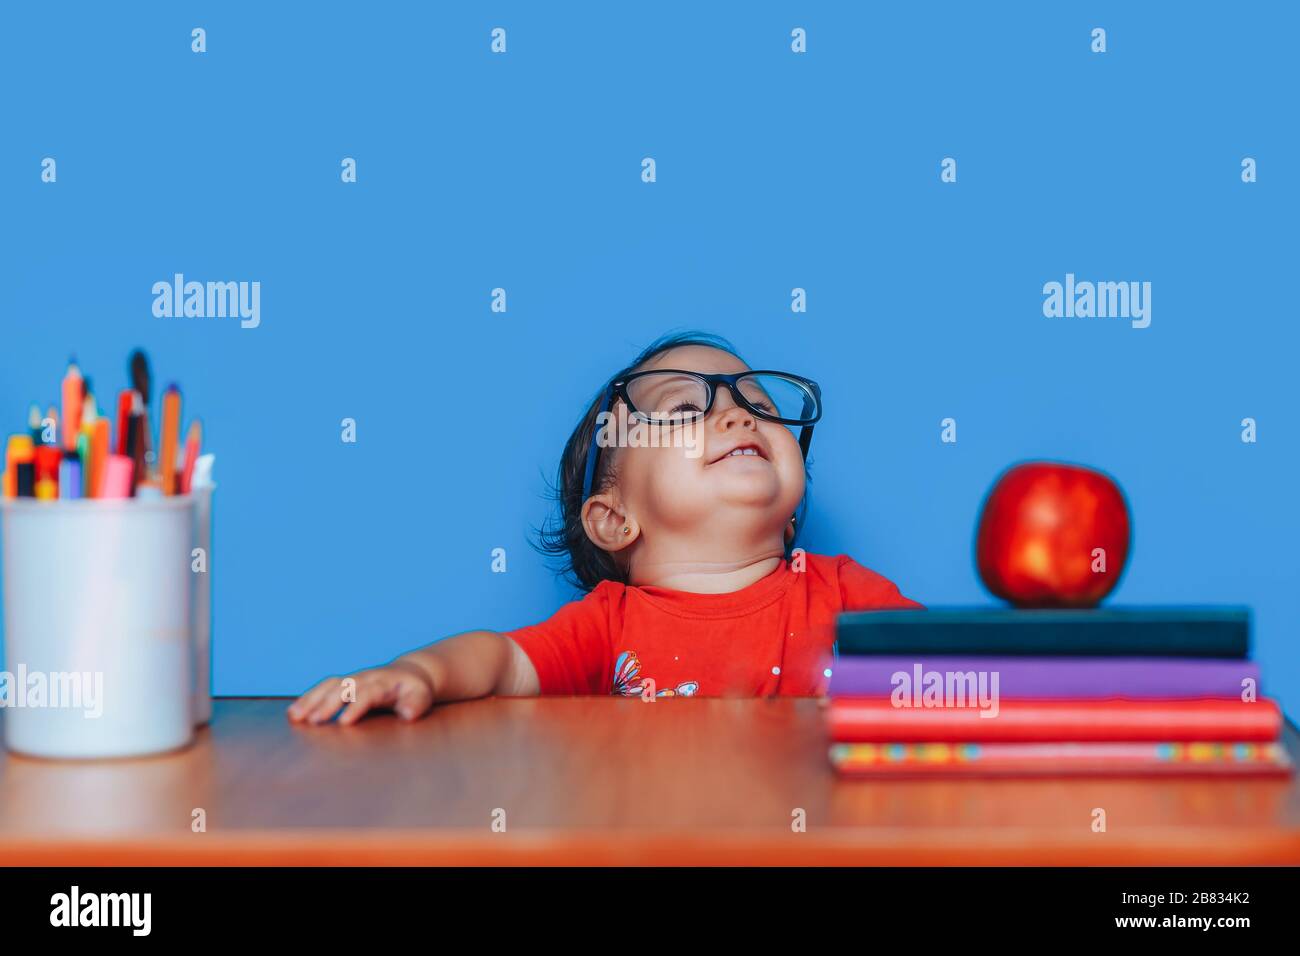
507,553,923,697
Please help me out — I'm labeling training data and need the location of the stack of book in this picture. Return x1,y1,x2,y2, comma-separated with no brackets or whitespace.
827,608,1293,777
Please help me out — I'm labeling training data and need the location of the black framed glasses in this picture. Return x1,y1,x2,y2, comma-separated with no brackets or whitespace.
581,369,822,502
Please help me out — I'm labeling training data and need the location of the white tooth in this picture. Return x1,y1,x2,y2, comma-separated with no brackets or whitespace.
744,448,756,455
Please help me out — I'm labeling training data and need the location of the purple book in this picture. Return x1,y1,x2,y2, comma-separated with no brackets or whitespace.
828,657,1259,699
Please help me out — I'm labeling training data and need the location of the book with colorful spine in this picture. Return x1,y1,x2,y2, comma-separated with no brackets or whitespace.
828,608,1292,778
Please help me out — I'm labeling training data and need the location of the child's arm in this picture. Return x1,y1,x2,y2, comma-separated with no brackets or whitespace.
286,631,540,725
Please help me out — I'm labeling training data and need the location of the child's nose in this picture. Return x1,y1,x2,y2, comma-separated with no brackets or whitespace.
712,389,755,428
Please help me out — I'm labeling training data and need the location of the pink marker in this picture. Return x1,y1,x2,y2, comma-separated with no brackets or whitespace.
100,454,135,499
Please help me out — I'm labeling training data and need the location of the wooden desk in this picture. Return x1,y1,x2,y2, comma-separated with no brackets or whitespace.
2,697,1298,865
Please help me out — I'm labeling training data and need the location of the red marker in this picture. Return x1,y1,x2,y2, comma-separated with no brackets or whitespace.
33,445,62,486
127,391,145,495
115,390,134,456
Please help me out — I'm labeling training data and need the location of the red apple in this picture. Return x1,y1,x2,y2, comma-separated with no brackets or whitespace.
976,462,1130,608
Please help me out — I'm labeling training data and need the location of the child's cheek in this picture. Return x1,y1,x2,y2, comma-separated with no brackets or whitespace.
769,429,808,498
646,447,712,512
624,444,694,501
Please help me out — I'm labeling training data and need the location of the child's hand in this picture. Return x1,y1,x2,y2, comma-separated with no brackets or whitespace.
286,661,435,725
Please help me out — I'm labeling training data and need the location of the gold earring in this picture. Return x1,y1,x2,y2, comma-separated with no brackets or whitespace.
622,526,631,535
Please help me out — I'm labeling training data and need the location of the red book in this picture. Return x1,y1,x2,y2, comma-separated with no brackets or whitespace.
827,698,1282,743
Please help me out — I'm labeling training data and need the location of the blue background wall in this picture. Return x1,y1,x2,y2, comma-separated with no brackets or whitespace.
2,2,1296,717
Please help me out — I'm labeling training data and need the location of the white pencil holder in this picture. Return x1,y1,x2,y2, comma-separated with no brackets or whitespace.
1,495,199,758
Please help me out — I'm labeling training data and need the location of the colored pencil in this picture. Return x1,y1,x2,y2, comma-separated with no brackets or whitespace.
127,391,145,494
16,460,36,497
33,445,61,485
160,385,181,495
81,391,97,434
5,435,34,498
89,418,109,498
115,390,133,456
28,404,42,443
58,458,81,499
76,432,91,495
100,454,134,499
180,420,202,494
61,361,83,451
130,349,152,472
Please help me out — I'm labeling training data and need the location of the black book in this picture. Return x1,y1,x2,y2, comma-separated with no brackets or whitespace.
835,607,1250,658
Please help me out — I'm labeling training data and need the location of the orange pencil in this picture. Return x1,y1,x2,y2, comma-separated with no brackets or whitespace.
61,361,83,451
90,418,110,497
160,385,181,495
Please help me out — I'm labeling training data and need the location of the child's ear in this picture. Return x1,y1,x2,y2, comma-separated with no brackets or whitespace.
582,494,638,552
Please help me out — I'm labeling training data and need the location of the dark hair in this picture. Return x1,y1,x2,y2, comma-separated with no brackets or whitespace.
535,330,811,592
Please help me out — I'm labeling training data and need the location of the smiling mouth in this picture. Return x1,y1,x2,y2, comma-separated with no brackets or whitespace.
708,445,767,465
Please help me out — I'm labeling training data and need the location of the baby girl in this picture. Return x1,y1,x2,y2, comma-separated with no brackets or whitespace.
288,331,921,724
